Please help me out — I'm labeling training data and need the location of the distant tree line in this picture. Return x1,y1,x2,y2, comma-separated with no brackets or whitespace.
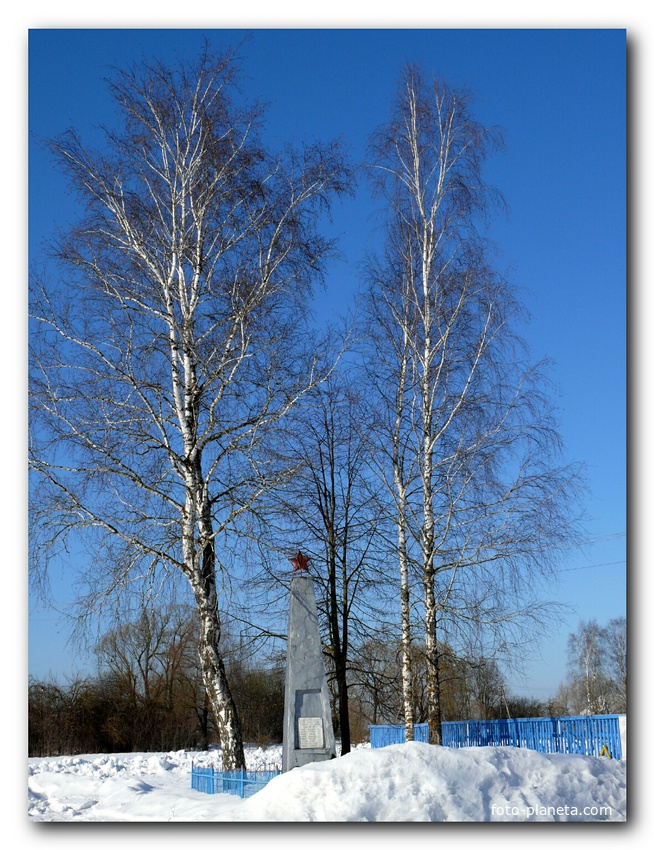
30,610,625,757
30,605,556,757
28,605,284,757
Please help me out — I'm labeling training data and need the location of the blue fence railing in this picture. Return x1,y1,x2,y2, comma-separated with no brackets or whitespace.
191,765,281,797
442,715,623,759
370,715,623,759
369,723,430,748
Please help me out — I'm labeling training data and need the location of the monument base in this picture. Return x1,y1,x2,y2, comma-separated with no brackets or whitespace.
286,749,334,770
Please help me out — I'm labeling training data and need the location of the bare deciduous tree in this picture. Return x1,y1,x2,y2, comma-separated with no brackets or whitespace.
281,378,390,754
241,374,393,754
566,617,626,714
29,47,352,768
364,65,583,743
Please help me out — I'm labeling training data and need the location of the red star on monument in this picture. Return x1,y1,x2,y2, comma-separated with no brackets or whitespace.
290,550,311,573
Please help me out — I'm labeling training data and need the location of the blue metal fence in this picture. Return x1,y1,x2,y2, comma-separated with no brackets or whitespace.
370,715,622,759
191,765,281,798
369,723,430,748
442,715,623,759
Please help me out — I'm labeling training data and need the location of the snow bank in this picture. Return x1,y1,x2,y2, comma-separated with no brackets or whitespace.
231,742,625,822
28,741,626,822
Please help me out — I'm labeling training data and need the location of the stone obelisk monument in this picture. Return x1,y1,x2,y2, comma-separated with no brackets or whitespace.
282,551,336,772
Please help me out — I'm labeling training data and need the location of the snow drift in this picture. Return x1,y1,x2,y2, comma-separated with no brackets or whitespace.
28,741,626,822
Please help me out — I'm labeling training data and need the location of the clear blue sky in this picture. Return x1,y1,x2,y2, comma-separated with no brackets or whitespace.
28,27,626,700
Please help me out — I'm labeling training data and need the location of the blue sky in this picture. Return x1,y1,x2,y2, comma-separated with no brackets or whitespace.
28,27,626,700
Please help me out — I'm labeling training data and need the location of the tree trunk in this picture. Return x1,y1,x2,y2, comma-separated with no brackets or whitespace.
423,577,442,745
328,545,351,755
393,323,414,742
334,653,351,755
194,581,245,769
198,690,210,750
190,490,245,770
398,517,414,742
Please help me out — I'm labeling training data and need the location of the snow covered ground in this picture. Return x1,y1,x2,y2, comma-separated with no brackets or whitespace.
27,740,626,823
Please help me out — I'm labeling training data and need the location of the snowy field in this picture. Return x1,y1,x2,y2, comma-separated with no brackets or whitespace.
28,740,626,823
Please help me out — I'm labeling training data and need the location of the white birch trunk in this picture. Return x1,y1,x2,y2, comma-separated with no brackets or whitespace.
392,320,415,740
192,567,245,769
397,507,414,741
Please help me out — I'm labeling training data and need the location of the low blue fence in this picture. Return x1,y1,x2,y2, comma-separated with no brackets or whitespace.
442,715,622,759
191,765,281,798
369,723,430,748
370,715,622,759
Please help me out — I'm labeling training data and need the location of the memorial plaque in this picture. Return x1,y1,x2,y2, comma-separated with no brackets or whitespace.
297,716,324,749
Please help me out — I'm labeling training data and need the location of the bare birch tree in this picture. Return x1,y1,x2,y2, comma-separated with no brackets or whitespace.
29,47,352,768
364,66,583,743
566,618,626,714
567,620,609,714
